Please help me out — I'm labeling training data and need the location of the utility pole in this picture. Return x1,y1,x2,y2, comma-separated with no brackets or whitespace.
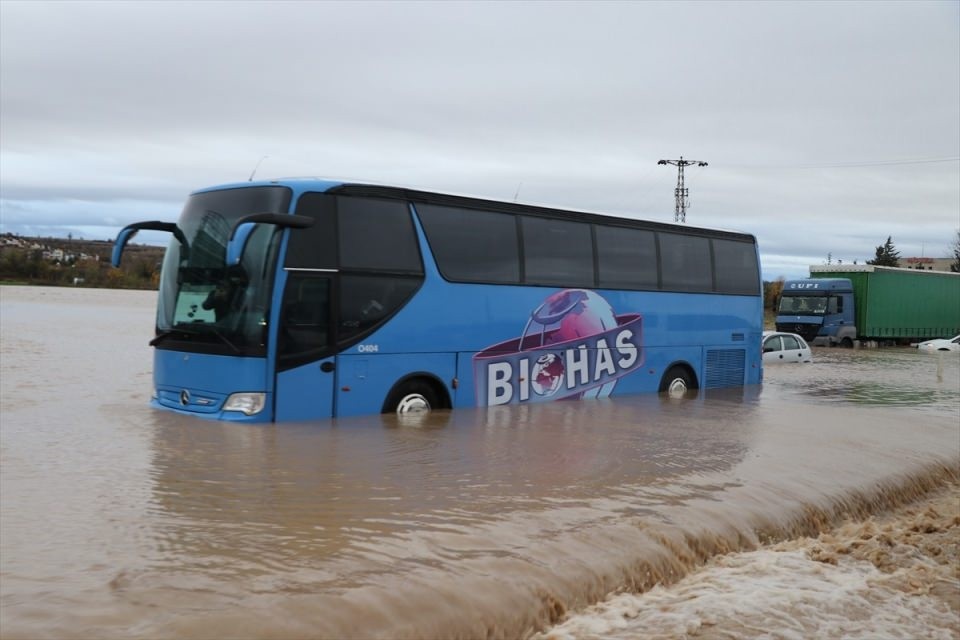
658,156,708,223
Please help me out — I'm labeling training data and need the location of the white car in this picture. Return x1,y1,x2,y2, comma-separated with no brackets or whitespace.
762,331,813,363
916,335,960,353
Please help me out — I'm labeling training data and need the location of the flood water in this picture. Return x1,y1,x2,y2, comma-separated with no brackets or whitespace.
1,285,958,640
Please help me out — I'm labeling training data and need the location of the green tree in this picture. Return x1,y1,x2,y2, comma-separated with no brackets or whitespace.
867,236,900,267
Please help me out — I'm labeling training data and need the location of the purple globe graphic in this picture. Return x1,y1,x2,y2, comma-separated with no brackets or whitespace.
531,353,565,397
520,289,620,400
521,289,618,348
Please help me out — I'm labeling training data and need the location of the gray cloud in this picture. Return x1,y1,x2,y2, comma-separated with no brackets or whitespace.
1,0,957,280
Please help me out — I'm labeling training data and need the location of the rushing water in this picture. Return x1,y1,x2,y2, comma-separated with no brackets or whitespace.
1,285,957,640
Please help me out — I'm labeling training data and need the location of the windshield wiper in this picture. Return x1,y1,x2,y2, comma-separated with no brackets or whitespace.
149,326,200,346
149,331,177,347
150,323,241,354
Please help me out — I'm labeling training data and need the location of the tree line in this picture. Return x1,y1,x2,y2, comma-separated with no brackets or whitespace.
0,243,162,289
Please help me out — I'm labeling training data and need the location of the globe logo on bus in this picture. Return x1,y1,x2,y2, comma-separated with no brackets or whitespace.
531,353,564,396
474,288,644,406
522,289,619,347
521,289,619,399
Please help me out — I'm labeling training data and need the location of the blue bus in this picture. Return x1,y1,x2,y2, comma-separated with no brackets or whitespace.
113,179,763,421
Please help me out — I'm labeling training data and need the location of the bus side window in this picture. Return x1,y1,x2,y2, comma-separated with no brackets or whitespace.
337,197,423,273
338,274,420,342
659,232,712,293
287,193,337,269
521,216,594,287
595,225,658,290
415,204,520,284
713,238,760,295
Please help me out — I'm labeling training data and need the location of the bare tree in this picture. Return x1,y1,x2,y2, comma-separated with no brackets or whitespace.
951,229,960,273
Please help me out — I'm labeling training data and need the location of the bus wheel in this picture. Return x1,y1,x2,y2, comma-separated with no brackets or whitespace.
659,366,694,399
385,380,439,415
840,337,853,348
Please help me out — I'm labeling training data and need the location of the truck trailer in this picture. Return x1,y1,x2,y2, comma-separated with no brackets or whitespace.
776,265,960,347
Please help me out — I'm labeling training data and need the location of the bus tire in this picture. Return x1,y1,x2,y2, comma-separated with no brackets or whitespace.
384,379,440,415
840,337,853,348
659,366,695,398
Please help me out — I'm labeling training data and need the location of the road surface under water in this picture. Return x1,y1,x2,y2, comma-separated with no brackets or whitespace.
1,285,957,639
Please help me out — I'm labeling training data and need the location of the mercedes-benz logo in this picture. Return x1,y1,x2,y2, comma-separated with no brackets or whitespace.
179,389,190,406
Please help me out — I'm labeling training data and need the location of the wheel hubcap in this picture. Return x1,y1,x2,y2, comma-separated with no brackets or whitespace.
667,378,688,398
396,393,430,414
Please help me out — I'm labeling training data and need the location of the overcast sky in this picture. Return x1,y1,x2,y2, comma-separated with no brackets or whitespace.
1,0,958,280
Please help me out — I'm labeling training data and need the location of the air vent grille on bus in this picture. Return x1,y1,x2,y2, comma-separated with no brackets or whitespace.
705,349,746,389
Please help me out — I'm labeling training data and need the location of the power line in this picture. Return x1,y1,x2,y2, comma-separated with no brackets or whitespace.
723,156,960,170
658,157,708,223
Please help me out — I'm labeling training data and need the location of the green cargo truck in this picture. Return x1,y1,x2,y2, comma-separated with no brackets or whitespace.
776,265,960,346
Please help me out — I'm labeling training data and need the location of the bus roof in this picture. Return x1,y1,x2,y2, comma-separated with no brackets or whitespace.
194,177,757,243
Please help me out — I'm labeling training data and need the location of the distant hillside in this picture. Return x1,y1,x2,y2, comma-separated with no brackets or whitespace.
0,233,164,289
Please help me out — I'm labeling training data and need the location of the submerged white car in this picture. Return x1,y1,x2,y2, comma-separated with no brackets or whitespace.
762,331,813,363
916,335,960,353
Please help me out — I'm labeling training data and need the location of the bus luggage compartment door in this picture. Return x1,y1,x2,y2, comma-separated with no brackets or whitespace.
275,356,336,421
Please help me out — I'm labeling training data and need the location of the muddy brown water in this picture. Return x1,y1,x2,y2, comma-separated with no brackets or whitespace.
1,285,957,639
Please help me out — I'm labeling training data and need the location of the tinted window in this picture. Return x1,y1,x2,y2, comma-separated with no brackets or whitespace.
417,204,520,283
287,192,337,269
713,238,759,295
763,336,781,353
278,274,331,368
521,217,594,287
338,274,421,343
595,225,658,289
338,197,422,273
659,233,712,292
286,194,423,273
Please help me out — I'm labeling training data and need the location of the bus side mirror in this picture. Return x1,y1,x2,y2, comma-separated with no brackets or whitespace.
112,227,139,267
112,221,185,267
225,213,315,266
226,222,258,267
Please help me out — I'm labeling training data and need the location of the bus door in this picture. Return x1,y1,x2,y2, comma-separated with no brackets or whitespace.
274,272,337,421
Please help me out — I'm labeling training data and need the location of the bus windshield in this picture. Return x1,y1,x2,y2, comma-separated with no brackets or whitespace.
778,295,828,315
156,186,292,355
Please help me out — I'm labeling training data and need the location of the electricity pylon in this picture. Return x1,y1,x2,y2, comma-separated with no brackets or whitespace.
658,157,708,223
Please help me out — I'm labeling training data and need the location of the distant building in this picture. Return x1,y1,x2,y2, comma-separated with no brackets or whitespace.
902,257,953,272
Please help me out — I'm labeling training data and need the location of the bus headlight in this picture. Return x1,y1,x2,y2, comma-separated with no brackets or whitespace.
223,392,266,416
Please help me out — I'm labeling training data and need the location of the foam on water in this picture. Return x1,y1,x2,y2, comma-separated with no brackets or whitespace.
539,483,959,640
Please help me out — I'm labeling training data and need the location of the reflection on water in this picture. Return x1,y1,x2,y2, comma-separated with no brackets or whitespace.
766,347,960,412
1,286,958,639
141,393,759,591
